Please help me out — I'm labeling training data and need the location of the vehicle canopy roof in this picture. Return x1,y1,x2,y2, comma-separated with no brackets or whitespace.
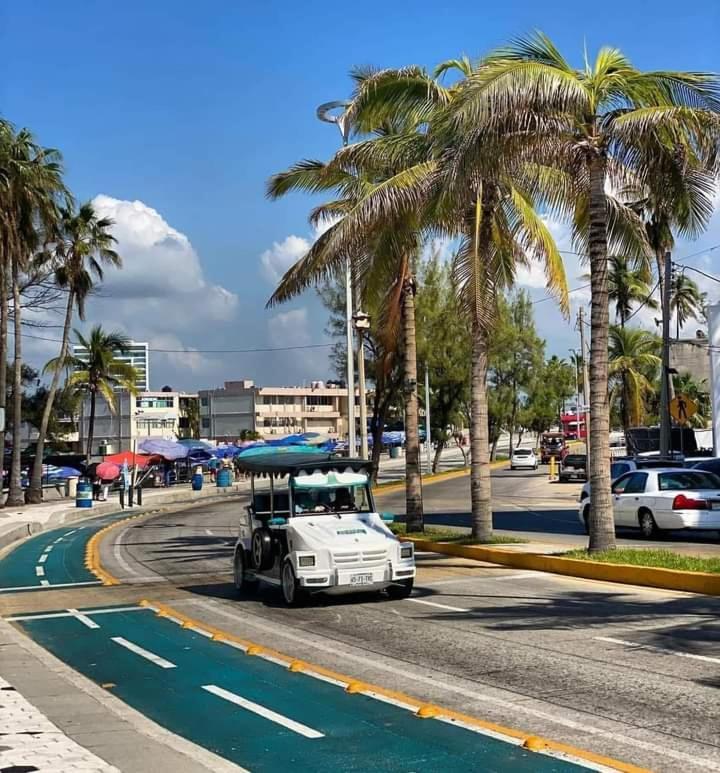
541,432,564,439
235,451,371,479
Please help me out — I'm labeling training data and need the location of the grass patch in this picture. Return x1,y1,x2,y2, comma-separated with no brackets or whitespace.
563,548,720,574
389,522,526,545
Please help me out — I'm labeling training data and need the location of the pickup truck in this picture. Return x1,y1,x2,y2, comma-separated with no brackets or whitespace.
559,453,587,482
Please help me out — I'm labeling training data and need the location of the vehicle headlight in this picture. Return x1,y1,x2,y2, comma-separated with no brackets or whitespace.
298,555,316,568
400,544,413,559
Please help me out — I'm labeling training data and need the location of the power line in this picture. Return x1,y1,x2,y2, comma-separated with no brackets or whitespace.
673,262,720,285
623,278,661,324
10,329,334,354
532,283,590,305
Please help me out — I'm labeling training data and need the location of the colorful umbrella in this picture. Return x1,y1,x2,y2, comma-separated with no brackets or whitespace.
137,438,189,460
96,461,120,481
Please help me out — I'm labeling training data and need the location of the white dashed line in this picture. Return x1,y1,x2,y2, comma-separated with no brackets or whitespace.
68,608,100,629
35,566,45,577
0,580,102,593
202,685,324,738
7,606,145,622
405,598,470,613
38,554,48,564
43,545,53,554
111,637,177,668
595,636,720,665
40,580,50,586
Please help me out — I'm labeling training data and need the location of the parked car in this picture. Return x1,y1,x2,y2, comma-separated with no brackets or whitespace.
692,458,720,477
510,448,538,470
577,467,720,537
559,453,587,482
578,458,685,508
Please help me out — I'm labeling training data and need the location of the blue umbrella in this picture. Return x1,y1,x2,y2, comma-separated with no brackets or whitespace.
138,438,188,460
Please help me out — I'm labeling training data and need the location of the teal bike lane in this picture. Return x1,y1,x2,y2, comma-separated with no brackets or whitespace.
12,604,591,772
0,512,125,592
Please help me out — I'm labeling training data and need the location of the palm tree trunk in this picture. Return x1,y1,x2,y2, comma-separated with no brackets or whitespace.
86,389,97,462
0,258,8,507
402,276,423,532
470,321,492,540
431,438,444,474
27,290,74,503
587,156,615,552
7,256,24,506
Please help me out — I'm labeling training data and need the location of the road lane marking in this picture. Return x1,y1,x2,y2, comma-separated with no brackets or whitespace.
205,528,214,536
68,608,100,629
201,600,719,771
0,580,102,593
405,598,470,613
43,545,53,554
111,637,177,669
595,636,720,665
53,537,64,544
7,606,145,622
38,554,48,564
35,566,45,577
202,685,324,739
40,580,50,586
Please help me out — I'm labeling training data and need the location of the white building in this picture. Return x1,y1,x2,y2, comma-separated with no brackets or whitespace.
73,340,150,392
199,380,355,442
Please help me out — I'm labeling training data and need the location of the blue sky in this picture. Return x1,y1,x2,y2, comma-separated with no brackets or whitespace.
2,1,720,389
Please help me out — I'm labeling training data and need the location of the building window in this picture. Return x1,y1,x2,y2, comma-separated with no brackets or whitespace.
200,397,209,407
306,395,332,407
136,397,174,409
201,417,210,428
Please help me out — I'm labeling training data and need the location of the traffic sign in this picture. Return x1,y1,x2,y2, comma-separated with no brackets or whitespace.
669,394,697,425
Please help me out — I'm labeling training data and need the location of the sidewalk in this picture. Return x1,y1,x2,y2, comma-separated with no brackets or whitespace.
0,479,249,553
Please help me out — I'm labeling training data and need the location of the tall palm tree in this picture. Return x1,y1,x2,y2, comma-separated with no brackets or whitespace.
48,326,138,461
27,204,121,503
607,255,657,327
468,33,720,550
608,326,661,433
337,63,569,540
0,123,66,505
670,273,704,339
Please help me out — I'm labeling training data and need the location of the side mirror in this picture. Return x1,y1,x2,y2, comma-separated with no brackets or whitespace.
381,512,394,523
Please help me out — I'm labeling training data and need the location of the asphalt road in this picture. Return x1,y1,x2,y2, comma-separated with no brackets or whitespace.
78,499,720,773
376,466,720,554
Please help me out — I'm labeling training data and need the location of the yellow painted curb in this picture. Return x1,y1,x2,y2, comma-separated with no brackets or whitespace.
84,515,142,586
139,599,647,773
404,538,720,596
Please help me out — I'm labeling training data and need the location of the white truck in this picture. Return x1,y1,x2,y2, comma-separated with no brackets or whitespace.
232,452,416,605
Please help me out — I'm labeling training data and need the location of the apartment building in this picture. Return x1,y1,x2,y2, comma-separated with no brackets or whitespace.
198,380,353,442
73,340,150,391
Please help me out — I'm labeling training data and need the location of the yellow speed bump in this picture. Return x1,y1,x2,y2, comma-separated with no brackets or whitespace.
141,600,648,773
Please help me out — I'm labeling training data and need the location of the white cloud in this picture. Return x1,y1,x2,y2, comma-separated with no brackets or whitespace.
261,235,311,284
268,307,312,347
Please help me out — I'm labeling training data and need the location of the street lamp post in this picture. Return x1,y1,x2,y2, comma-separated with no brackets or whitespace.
317,101,359,457
569,348,581,441
354,310,371,460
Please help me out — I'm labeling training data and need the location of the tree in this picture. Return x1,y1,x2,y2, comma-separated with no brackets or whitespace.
27,203,120,503
672,372,711,429
0,122,66,505
522,355,575,441
606,255,657,327
608,326,661,433
49,326,138,460
474,33,720,550
670,273,704,339
415,252,471,472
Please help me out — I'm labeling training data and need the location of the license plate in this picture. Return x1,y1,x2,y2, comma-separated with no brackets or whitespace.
350,573,373,586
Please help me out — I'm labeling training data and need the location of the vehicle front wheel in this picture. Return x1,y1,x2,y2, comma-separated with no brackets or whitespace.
386,578,414,599
639,510,660,539
233,550,257,594
281,559,307,607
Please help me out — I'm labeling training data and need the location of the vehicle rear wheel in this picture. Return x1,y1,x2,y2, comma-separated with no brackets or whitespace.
639,509,660,539
251,528,274,570
386,578,414,599
281,559,307,607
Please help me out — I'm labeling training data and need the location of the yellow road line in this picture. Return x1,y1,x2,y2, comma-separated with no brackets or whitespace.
139,599,647,773
84,516,140,586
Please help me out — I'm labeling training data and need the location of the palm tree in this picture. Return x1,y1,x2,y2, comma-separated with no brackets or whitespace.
670,273,704,339
607,255,657,327
49,326,138,461
608,326,661,433
0,123,66,505
336,63,569,540
469,33,720,550
27,204,120,503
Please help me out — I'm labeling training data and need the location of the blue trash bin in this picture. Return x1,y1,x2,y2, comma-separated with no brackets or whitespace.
191,467,204,491
216,467,232,488
76,480,93,508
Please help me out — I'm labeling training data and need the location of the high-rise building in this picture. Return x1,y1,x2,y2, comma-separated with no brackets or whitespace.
72,340,150,391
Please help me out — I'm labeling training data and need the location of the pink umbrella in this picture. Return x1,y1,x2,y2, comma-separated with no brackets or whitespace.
96,461,121,481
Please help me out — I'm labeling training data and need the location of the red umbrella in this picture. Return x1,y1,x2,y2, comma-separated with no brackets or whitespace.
103,451,155,469
96,461,121,481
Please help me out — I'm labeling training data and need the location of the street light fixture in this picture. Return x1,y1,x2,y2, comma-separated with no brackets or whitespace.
317,99,369,459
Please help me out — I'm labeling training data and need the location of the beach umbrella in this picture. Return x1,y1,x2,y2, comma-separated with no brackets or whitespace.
177,439,215,451
96,462,121,481
137,438,189,460
104,450,154,469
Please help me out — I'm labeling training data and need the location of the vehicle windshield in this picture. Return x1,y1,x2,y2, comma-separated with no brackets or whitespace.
658,471,720,491
290,470,373,515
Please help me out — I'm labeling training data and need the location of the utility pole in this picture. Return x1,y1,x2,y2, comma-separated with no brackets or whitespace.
576,307,590,457
659,250,672,459
354,291,369,460
345,260,356,457
424,364,432,471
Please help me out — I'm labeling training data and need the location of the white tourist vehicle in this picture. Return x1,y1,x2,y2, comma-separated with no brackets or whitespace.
233,452,416,605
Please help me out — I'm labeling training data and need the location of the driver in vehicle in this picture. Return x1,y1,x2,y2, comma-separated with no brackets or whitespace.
294,490,329,513
333,488,356,511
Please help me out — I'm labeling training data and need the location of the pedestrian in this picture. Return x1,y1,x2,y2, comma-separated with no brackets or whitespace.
163,461,173,488
209,457,218,482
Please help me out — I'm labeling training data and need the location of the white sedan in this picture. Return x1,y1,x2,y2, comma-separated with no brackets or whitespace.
578,467,720,538
510,448,538,470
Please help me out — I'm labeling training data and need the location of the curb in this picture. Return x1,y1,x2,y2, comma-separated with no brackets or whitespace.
374,462,511,495
140,600,646,773
404,538,720,596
